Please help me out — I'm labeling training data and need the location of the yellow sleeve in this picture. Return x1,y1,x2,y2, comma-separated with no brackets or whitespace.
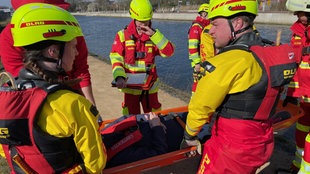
185,50,263,136
0,145,5,158
200,24,215,62
38,90,107,173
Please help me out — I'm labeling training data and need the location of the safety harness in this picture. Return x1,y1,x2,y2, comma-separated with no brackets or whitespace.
216,44,297,120
0,75,85,173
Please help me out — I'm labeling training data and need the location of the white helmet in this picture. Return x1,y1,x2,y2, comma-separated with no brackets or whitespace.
286,0,310,12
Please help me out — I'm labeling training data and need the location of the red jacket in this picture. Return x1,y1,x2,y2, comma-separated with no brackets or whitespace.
287,21,310,98
110,20,175,84
188,16,210,67
0,24,91,90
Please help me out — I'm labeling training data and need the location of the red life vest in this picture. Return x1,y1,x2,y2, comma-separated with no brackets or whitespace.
0,84,84,173
101,115,143,160
217,44,297,120
123,29,155,66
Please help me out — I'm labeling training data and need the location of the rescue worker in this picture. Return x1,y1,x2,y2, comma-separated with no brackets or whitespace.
199,24,259,64
180,0,297,173
109,0,175,115
285,0,310,173
0,0,97,106
188,3,211,94
0,3,106,173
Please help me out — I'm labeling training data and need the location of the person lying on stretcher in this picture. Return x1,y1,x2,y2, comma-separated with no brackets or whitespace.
100,112,211,168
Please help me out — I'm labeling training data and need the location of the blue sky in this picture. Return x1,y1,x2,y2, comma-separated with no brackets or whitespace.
1,0,11,7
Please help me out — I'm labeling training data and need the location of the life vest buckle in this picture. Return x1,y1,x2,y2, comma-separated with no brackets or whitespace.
135,52,145,58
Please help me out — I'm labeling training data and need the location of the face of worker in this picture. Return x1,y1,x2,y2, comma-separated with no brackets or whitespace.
62,38,78,72
135,20,151,34
209,17,232,49
296,11,310,25
200,12,208,19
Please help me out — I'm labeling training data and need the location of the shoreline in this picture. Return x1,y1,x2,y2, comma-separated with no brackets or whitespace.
72,11,296,25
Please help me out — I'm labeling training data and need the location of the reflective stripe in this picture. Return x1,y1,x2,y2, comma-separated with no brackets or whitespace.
156,37,169,50
299,159,310,174
110,52,125,74
145,41,153,47
303,96,310,103
189,39,199,49
148,79,159,93
125,40,135,47
110,53,124,62
122,105,129,115
306,134,310,142
112,67,126,78
118,30,125,42
151,106,161,112
185,124,199,136
189,52,200,60
151,29,168,50
288,81,299,88
299,61,310,69
296,122,310,132
192,23,203,29
293,147,303,169
123,61,155,72
191,57,202,67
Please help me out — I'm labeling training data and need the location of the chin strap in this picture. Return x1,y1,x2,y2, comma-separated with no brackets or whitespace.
227,19,252,41
37,42,67,76
56,43,66,74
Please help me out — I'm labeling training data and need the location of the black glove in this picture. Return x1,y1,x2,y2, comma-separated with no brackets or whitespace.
282,96,299,107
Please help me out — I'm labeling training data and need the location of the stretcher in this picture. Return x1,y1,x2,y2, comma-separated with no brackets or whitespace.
101,101,304,174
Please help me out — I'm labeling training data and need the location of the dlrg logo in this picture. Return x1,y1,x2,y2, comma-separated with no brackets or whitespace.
283,68,296,79
0,128,9,138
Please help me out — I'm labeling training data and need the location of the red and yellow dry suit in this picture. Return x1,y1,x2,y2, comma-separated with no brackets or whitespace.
0,24,92,91
188,16,210,94
110,20,175,115
288,20,310,172
0,70,107,173
0,146,4,158
200,24,215,62
185,33,275,173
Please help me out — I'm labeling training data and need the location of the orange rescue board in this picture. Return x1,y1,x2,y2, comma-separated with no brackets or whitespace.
101,100,303,173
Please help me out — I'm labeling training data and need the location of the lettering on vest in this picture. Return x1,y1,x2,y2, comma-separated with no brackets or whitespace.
218,44,297,120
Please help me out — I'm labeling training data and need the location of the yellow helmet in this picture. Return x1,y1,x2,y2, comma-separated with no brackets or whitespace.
129,0,153,21
208,0,258,19
198,3,209,13
286,0,310,13
11,3,83,47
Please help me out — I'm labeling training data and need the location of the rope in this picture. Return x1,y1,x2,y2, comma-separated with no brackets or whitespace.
0,71,17,90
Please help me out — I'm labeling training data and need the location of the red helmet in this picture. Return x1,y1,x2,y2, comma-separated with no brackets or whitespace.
11,0,70,10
